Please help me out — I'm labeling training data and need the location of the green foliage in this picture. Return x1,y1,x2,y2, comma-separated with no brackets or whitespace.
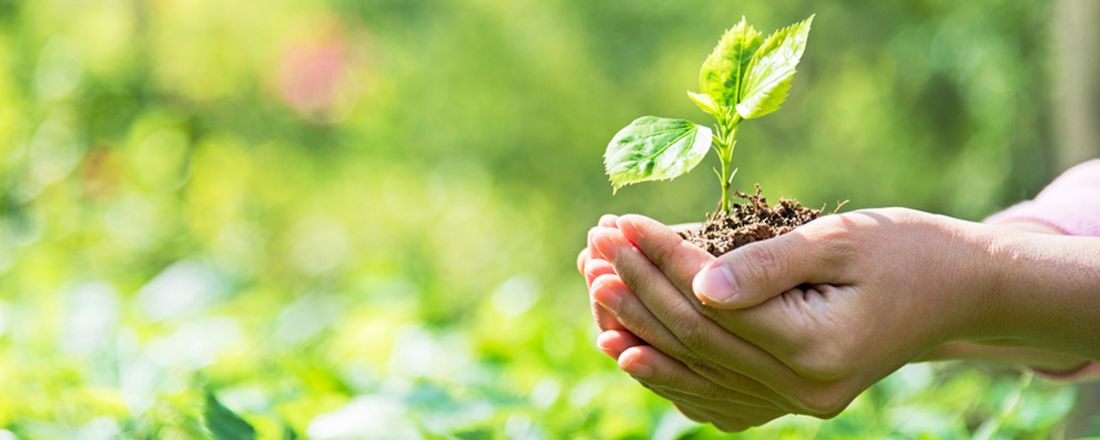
0,0,1083,438
603,15,814,211
604,116,713,192
204,391,258,440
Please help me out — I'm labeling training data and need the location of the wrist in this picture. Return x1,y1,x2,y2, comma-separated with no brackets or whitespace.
978,228,1100,359
930,218,1009,345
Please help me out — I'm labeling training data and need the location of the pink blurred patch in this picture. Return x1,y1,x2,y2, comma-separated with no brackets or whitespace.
278,34,348,115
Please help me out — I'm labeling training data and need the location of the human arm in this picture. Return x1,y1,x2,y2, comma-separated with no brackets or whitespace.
580,219,1096,374
582,160,1100,377
581,209,1100,429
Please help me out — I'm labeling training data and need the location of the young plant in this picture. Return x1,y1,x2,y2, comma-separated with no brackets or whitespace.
604,15,814,212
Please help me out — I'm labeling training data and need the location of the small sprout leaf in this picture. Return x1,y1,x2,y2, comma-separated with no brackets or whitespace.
699,16,762,109
604,116,713,193
735,14,814,119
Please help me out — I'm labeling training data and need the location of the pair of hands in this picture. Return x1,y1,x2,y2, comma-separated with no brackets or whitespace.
576,208,1082,431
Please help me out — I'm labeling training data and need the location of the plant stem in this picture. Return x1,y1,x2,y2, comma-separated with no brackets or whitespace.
714,111,741,212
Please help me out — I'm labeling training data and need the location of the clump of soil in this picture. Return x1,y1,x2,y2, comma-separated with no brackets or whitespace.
681,184,823,256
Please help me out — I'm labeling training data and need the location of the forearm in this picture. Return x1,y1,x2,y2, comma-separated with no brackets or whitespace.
979,230,1100,360
920,220,1094,370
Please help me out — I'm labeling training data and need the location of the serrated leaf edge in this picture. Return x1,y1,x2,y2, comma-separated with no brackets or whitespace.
734,14,814,119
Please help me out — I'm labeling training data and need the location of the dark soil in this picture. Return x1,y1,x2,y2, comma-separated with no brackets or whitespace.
681,184,823,256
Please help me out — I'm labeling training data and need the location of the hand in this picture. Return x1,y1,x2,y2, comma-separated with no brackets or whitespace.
580,217,1094,373
582,209,1004,428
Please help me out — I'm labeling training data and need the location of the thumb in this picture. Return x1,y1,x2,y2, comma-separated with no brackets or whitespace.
692,228,832,309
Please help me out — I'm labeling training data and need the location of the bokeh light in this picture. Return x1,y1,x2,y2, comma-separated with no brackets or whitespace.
0,0,1093,437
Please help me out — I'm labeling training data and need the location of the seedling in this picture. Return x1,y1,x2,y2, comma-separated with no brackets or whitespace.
603,15,822,255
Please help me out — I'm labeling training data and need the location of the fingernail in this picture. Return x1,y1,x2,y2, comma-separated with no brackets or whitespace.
693,264,737,304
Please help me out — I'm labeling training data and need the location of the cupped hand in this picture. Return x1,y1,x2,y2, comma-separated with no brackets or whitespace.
581,209,1002,428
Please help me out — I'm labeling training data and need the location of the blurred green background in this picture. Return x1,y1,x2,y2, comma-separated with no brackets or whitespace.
0,0,1097,438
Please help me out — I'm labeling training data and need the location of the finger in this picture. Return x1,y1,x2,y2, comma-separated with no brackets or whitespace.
584,259,616,288
589,270,793,406
691,222,846,309
586,259,623,330
591,227,701,335
591,228,797,396
619,345,777,410
585,214,620,269
577,247,590,275
592,300,624,332
618,215,806,361
617,214,713,298
590,273,694,361
619,215,804,366
587,228,603,259
596,330,644,358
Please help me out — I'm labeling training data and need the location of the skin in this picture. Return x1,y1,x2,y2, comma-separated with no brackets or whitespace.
576,210,1100,431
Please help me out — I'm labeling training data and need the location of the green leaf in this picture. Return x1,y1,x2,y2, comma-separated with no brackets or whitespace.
735,14,814,119
204,391,257,440
604,116,713,193
686,91,718,115
699,16,762,109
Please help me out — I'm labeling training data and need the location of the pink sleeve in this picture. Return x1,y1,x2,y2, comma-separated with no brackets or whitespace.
984,159,1100,236
983,159,1100,382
